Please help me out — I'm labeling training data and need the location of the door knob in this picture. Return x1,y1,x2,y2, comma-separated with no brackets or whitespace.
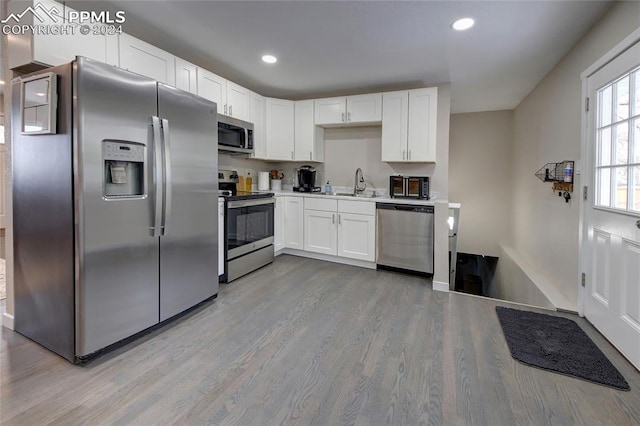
636,220,640,229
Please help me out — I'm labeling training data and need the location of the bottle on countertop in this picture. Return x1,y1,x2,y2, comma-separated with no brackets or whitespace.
246,172,253,191
324,180,332,194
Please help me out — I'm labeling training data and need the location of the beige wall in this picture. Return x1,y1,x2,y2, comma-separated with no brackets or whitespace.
510,1,640,309
449,111,513,257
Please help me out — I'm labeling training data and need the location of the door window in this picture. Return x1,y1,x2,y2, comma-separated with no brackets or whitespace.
595,66,640,213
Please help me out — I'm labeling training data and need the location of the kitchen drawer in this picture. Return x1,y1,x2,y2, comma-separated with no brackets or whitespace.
304,197,337,212
338,199,375,216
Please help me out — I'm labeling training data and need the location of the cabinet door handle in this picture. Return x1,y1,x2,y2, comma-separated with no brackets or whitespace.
229,105,233,116
338,214,341,224
348,112,351,122
402,150,405,160
409,149,411,160
342,112,345,122
309,151,312,160
332,214,335,224
224,104,227,114
291,151,294,160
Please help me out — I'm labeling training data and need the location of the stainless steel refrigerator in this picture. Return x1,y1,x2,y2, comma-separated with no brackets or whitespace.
11,57,219,362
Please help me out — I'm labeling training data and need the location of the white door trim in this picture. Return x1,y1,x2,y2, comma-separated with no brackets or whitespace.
579,25,640,317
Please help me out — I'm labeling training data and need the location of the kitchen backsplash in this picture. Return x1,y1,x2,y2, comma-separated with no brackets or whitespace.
219,126,435,193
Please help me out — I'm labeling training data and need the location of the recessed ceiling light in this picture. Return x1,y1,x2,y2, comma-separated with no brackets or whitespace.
262,54,277,64
452,17,475,31
0,80,4,85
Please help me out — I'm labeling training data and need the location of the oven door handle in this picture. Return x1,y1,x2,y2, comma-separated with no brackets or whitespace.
227,198,275,209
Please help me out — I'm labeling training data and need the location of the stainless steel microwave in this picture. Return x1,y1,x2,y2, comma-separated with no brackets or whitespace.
218,115,254,155
390,175,430,199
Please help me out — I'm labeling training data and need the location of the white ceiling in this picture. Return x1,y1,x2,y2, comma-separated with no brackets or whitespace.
71,1,613,113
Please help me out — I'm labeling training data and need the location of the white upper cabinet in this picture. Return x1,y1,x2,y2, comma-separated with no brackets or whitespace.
381,91,409,161
314,97,346,125
347,93,383,123
119,33,176,86
251,92,267,159
382,87,438,162
197,68,227,109
196,69,250,121
266,98,295,161
407,88,438,162
294,100,324,162
226,81,251,122
8,0,118,70
175,58,198,94
314,93,382,126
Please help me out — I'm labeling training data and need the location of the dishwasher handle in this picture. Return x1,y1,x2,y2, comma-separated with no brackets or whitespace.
376,203,434,213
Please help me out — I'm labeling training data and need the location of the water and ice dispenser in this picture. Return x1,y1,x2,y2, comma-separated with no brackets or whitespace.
103,141,145,198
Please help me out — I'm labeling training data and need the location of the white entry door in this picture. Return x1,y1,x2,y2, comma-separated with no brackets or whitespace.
584,39,640,370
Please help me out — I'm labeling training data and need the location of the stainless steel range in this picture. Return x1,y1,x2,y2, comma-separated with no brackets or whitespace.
219,170,275,282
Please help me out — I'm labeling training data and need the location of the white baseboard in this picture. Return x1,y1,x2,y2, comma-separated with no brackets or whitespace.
433,281,449,292
3,312,14,330
281,248,377,270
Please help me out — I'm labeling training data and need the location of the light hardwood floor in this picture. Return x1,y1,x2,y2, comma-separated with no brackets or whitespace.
1,254,639,425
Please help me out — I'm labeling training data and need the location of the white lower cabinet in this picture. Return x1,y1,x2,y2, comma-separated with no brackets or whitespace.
337,213,376,262
303,197,375,261
218,199,224,276
274,196,285,253
284,197,304,249
304,209,338,255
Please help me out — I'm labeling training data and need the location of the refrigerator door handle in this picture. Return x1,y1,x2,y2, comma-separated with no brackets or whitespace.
160,118,172,236
151,116,163,237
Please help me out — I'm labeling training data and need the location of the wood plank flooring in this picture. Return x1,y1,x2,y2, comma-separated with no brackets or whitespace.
2,254,640,425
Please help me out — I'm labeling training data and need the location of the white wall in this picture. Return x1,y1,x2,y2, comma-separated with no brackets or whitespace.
449,111,513,257
489,245,556,310
510,1,640,310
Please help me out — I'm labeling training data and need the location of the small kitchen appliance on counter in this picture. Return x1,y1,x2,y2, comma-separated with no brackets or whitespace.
293,165,321,192
219,169,275,283
389,175,430,199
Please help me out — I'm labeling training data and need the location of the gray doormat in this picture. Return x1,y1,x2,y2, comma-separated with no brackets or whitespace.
495,306,630,391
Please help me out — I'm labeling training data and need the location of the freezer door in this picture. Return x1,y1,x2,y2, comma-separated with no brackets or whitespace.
157,84,218,321
75,58,160,356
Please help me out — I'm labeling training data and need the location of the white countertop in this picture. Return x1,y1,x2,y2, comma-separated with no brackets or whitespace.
262,189,461,209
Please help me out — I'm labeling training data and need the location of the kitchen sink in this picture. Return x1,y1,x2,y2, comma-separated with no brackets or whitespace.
334,192,377,198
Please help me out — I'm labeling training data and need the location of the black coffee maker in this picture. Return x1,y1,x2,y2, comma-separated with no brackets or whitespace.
293,165,321,192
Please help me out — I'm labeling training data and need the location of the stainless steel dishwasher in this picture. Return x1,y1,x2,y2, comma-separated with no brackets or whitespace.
376,203,434,274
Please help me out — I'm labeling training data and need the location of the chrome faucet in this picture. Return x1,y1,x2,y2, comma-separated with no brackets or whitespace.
354,168,366,195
